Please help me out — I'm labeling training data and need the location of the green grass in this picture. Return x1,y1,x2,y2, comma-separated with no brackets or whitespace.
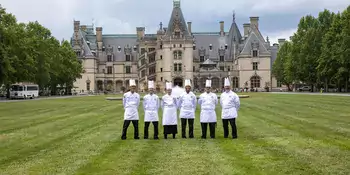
0,93,350,175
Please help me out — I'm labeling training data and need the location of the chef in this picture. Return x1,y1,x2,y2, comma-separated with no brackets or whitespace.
142,80,160,139
121,79,141,140
178,79,197,138
161,82,178,139
220,78,240,139
198,79,218,139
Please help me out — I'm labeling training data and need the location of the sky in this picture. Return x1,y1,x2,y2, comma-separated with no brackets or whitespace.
1,0,348,44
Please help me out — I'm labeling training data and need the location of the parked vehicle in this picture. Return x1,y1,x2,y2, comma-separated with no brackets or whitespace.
9,84,39,99
298,86,311,92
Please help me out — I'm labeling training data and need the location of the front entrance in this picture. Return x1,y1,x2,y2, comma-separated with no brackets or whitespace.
173,78,183,87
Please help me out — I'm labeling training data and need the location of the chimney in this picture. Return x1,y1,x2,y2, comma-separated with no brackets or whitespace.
96,27,102,42
220,21,224,36
249,17,259,29
278,38,286,47
187,22,192,34
136,27,145,40
243,23,250,37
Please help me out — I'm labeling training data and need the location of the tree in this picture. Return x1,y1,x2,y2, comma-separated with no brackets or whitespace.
272,41,293,91
0,5,83,97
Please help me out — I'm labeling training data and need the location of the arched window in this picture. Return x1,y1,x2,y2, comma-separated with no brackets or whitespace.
250,76,260,88
211,77,220,89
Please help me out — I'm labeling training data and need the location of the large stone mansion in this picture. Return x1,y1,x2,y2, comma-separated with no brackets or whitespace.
71,0,285,92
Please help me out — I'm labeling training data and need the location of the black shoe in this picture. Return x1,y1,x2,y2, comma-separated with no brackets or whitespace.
164,135,167,139
144,137,148,139
232,136,237,139
134,137,140,139
121,137,126,140
189,136,194,138
154,136,159,140
201,136,206,139
182,136,187,138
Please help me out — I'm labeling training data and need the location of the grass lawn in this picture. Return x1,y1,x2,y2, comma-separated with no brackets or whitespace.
0,93,349,175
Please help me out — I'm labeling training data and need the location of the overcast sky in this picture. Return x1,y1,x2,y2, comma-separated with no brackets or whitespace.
1,0,348,44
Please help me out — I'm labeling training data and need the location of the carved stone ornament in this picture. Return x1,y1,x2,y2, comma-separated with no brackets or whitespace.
198,47,206,56
251,40,259,49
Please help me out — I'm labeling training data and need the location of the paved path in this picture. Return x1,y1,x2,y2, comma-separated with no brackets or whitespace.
0,95,95,103
271,92,350,96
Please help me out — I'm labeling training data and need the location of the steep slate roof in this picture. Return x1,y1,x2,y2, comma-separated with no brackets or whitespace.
165,0,191,37
240,24,270,55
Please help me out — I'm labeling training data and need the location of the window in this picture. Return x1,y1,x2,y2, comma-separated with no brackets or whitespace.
107,55,112,62
125,55,131,61
133,46,137,52
149,66,156,74
178,64,182,72
220,66,224,71
250,76,260,88
174,63,178,71
160,68,163,72
107,66,113,74
148,48,155,52
76,51,81,57
225,44,228,50
86,82,90,91
160,44,163,49
220,56,224,61
209,44,212,51
141,48,146,55
193,66,195,72
160,55,163,59
227,66,230,71
179,44,182,48
125,66,131,74
277,81,282,87
141,59,145,66
175,32,180,38
233,77,239,88
253,62,258,70
117,46,121,52
102,69,105,73
200,56,205,62
193,44,196,50
253,50,258,57
173,51,182,59
141,70,146,77
26,86,39,91
173,44,176,48
149,55,155,63
161,77,163,81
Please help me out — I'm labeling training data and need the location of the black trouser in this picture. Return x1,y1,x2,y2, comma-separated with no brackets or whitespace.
181,118,194,138
222,118,237,138
121,120,139,139
201,123,216,138
144,121,159,139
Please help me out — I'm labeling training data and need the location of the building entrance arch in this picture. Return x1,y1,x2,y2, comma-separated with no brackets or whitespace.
173,77,183,87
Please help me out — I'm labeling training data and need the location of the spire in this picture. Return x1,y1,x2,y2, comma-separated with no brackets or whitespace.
232,10,236,23
173,0,180,8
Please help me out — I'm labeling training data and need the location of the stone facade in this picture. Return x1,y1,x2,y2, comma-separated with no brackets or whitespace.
71,0,285,92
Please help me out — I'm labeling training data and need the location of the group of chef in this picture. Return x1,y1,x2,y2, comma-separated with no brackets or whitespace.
121,77,240,140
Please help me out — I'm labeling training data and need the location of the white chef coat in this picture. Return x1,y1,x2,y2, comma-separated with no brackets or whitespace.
142,93,160,122
161,94,178,125
198,92,218,123
220,90,240,119
178,91,197,119
123,91,140,120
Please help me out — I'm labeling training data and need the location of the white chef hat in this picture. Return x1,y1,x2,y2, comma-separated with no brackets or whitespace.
205,79,211,87
184,79,191,87
129,79,136,87
166,82,172,90
148,81,154,89
224,78,230,87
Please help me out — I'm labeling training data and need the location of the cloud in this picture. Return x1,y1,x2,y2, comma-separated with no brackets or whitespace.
0,0,348,41
265,28,297,44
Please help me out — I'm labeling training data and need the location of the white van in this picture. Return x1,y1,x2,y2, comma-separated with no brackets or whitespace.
10,84,39,99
